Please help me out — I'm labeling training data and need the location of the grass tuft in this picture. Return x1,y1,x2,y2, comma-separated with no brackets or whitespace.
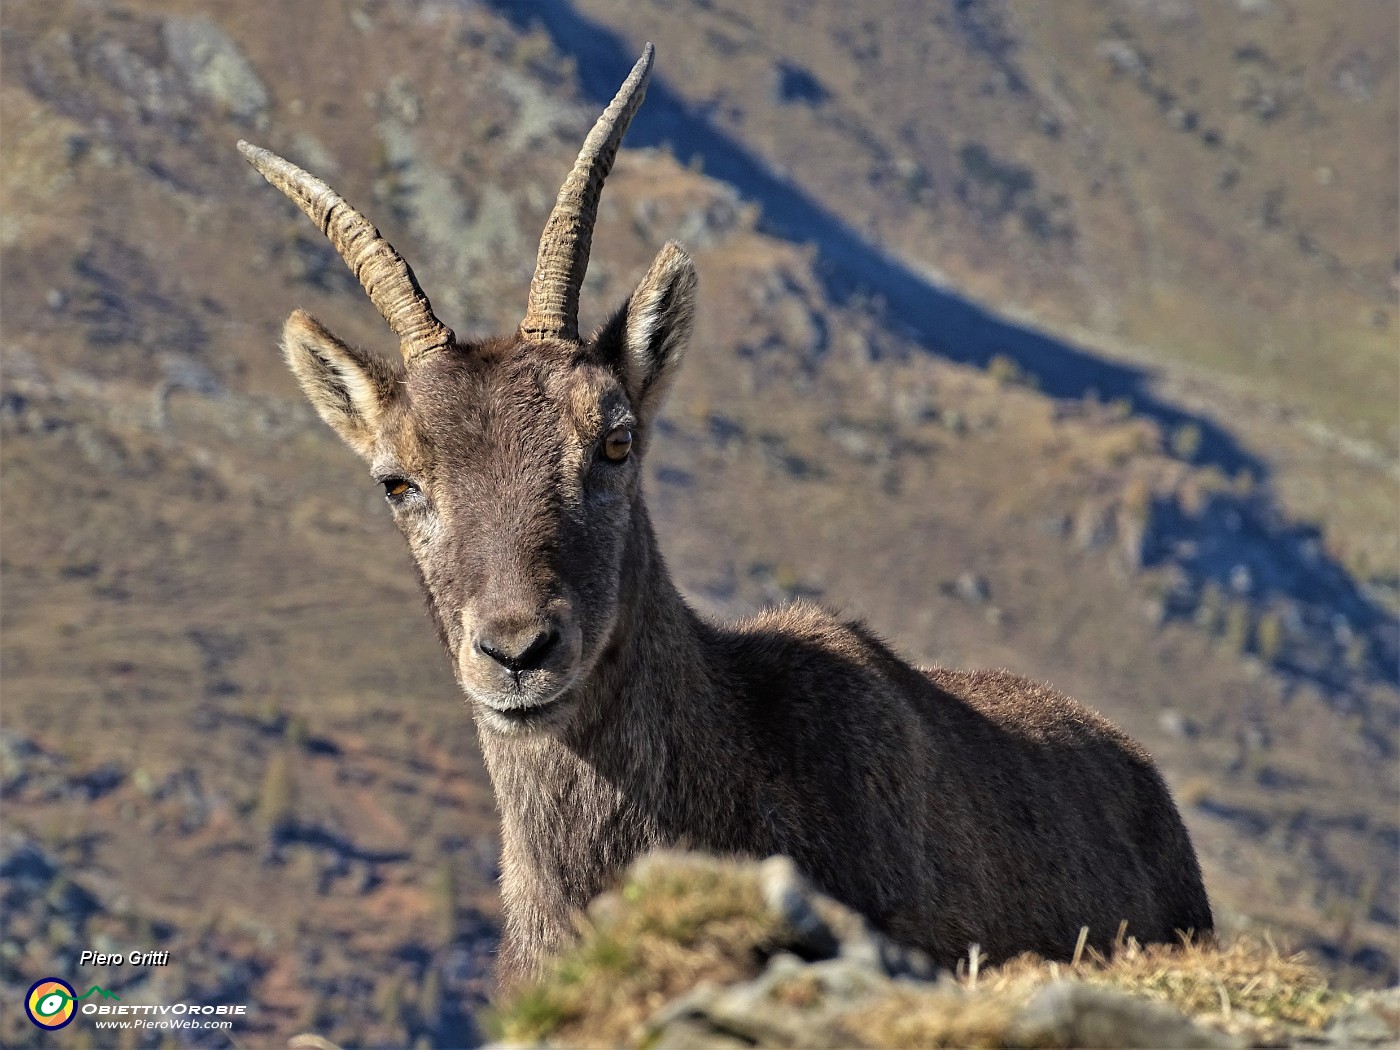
488,856,784,1046
1066,935,1346,1032
851,934,1349,1047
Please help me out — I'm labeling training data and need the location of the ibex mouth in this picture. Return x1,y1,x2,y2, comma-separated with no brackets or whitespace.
460,609,583,731
480,696,570,733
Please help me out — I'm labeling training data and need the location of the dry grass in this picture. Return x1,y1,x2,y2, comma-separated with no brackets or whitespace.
1062,935,1346,1033
493,855,1351,1048
849,933,1350,1048
488,857,784,1046
842,984,1031,1049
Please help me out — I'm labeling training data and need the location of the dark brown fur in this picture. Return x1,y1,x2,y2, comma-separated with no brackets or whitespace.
273,222,1211,988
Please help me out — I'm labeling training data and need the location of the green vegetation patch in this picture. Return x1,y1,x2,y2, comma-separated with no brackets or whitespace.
488,856,785,1046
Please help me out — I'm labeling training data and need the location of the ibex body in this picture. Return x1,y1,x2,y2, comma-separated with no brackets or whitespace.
241,45,1211,982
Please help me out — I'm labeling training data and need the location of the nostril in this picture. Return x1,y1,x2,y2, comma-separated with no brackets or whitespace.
515,627,560,671
476,627,560,673
477,637,511,668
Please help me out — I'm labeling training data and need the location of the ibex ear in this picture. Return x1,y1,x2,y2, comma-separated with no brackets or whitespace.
282,309,402,458
596,242,697,421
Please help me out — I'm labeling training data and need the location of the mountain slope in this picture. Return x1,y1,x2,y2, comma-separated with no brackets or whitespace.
1,2,1395,1046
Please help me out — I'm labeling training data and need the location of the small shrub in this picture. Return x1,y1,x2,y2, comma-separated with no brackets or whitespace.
1256,611,1285,664
432,859,460,946
256,749,296,840
773,562,800,593
1119,477,1153,524
1194,582,1225,633
1177,776,1211,807
1170,423,1202,461
375,975,406,1032
258,695,284,729
1343,635,1370,672
986,354,1025,387
417,966,443,1031
1221,600,1254,655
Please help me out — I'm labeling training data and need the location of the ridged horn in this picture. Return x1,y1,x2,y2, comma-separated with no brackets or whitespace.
520,43,655,343
237,140,454,363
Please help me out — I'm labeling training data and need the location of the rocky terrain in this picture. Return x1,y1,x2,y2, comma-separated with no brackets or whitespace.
484,852,1399,1049
1,0,1395,1046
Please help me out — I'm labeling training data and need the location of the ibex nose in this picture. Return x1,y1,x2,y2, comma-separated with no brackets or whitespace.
476,624,561,676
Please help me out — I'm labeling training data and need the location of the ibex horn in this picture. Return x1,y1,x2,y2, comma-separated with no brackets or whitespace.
520,43,655,344
237,140,454,364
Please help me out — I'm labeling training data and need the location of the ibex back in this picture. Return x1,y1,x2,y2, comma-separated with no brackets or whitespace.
240,45,1212,982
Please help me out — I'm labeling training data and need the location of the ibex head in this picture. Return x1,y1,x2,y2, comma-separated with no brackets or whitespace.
241,46,697,734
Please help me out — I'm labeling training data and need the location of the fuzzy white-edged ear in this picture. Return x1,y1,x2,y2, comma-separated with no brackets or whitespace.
600,242,697,420
282,309,402,458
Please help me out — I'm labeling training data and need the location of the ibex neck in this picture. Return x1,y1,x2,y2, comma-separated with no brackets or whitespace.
510,506,717,780
480,506,747,951
576,509,711,738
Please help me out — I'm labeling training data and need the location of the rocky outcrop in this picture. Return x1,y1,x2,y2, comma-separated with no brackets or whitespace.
476,852,1396,1049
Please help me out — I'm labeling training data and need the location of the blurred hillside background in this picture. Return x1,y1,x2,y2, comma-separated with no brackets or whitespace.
1,0,1396,1046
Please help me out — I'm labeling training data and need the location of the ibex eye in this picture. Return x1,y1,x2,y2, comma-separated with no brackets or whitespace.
603,426,633,462
382,477,418,501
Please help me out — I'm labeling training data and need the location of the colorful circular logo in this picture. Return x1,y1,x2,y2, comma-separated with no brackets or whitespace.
26,978,77,1030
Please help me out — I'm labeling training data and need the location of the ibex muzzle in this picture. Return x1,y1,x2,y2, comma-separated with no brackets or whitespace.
242,44,1212,983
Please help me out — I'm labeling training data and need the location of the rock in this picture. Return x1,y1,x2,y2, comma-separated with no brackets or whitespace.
676,197,746,250
773,296,823,359
1116,510,1152,571
1324,987,1400,1046
288,132,340,177
162,17,269,126
0,733,108,802
87,34,181,122
955,572,990,604
1012,981,1242,1048
494,68,590,152
1229,564,1253,595
1158,708,1197,739
826,421,882,460
0,732,55,795
382,74,421,125
1331,51,1376,103
757,855,840,960
646,952,893,1049
1098,39,1149,80
1075,500,1116,551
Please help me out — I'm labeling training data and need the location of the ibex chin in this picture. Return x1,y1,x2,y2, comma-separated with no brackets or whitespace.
240,45,1211,982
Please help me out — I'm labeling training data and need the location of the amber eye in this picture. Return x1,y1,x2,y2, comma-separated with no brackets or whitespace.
382,477,417,501
603,426,633,462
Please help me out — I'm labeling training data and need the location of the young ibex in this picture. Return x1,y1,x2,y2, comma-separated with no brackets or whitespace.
240,45,1211,981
